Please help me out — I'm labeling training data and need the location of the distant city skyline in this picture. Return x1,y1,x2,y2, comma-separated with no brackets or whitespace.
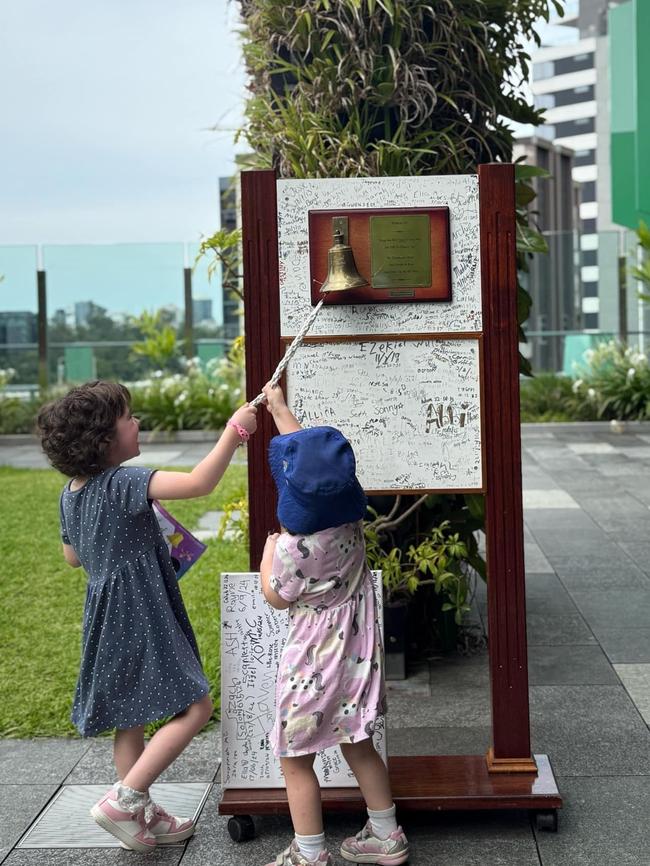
0,241,223,322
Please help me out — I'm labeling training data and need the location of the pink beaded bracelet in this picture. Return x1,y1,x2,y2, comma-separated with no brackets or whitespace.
227,418,250,443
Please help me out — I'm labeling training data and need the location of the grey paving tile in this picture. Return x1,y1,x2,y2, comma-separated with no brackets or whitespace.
526,612,596,647
529,685,650,776
523,491,579,510
531,530,619,557
520,471,558,491
594,462,640,477
549,556,649,591
613,664,650,725
618,541,650,576
527,645,617,686
597,628,650,663
388,657,491,729
569,590,650,633
521,509,598,531
387,725,492,756
619,477,650,507
195,786,540,866
64,727,220,784
534,776,650,866
522,575,580,615
524,542,554,574
0,740,89,785
0,785,59,864
3,847,182,865
572,492,648,520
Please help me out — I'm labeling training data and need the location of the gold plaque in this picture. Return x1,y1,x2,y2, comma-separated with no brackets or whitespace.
370,214,432,293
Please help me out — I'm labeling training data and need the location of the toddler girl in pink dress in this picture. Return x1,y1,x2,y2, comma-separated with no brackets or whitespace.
259,383,409,866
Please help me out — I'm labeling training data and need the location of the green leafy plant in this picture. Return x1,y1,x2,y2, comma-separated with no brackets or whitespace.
572,340,650,421
195,227,243,301
364,501,480,625
130,310,180,371
519,372,598,422
218,496,250,545
129,339,245,432
631,220,650,303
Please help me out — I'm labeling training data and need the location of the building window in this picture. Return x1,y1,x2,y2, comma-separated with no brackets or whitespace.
574,149,596,167
580,181,597,202
582,219,597,234
582,281,599,297
533,60,555,80
552,84,595,107
553,53,595,76
584,313,599,328
582,250,598,267
555,117,595,138
534,93,555,110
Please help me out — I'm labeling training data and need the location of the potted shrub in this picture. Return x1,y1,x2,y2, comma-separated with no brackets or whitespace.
364,512,472,680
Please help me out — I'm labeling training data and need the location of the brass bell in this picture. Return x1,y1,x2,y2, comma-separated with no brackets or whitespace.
321,228,368,293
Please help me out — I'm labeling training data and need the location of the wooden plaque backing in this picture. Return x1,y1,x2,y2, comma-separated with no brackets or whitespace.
238,165,561,823
308,207,452,306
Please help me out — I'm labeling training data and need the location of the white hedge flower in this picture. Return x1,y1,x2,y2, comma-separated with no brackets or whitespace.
587,387,597,401
627,368,636,381
572,379,583,393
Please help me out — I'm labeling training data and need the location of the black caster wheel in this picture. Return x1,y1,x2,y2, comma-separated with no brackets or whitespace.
228,815,256,842
535,810,558,832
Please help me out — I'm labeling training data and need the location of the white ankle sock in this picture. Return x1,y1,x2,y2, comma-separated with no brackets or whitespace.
295,831,326,861
367,803,398,840
115,782,148,812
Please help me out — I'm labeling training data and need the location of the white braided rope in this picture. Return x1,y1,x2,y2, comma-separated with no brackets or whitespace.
250,299,325,407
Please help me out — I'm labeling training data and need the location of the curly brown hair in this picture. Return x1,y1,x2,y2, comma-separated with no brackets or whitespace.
36,381,131,478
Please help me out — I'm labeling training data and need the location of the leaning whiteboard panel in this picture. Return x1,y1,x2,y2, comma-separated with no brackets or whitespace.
220,572,386,789
286,337,483,492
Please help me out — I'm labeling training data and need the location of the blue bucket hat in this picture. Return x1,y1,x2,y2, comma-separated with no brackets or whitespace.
268,426,367,535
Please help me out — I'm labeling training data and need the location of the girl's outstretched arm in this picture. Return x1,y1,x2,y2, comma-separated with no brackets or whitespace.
260,533,290,610
147,403,257,501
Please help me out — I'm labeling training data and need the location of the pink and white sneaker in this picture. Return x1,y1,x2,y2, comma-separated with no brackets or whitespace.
147,801,195,844
340,821,409,864
90,785,156,853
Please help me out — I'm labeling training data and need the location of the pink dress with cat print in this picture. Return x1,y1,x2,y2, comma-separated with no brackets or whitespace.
268,520,386,758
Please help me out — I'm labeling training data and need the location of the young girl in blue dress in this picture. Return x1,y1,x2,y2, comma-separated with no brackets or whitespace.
37,380,257,853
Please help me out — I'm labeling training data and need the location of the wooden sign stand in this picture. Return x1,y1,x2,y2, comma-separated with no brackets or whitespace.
219,165,562,840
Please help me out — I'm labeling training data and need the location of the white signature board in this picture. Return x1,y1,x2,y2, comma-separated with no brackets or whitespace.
277,174,481,338
277,174,484,492
220,572,386,789
286,338,482,491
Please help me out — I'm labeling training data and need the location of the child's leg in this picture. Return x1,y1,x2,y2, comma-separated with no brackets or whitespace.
339,738,409,864
340,738,392,810
121,695,213,793
280,754,323,836
113,725,145,780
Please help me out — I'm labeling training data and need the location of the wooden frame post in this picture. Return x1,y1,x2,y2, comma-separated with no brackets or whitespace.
241,169,282,568
479,163,536,772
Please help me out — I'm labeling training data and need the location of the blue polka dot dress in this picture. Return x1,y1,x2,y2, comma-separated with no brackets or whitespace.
60,466,209,737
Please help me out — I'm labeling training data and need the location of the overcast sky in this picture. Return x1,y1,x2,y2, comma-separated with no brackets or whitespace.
0,0,246,246
0,1,572,252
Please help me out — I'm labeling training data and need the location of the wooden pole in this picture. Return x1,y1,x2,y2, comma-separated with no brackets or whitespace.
241,170,282,568
479,163,536,772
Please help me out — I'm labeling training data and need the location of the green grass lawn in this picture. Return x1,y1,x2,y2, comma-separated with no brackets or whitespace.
0,465,248,738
